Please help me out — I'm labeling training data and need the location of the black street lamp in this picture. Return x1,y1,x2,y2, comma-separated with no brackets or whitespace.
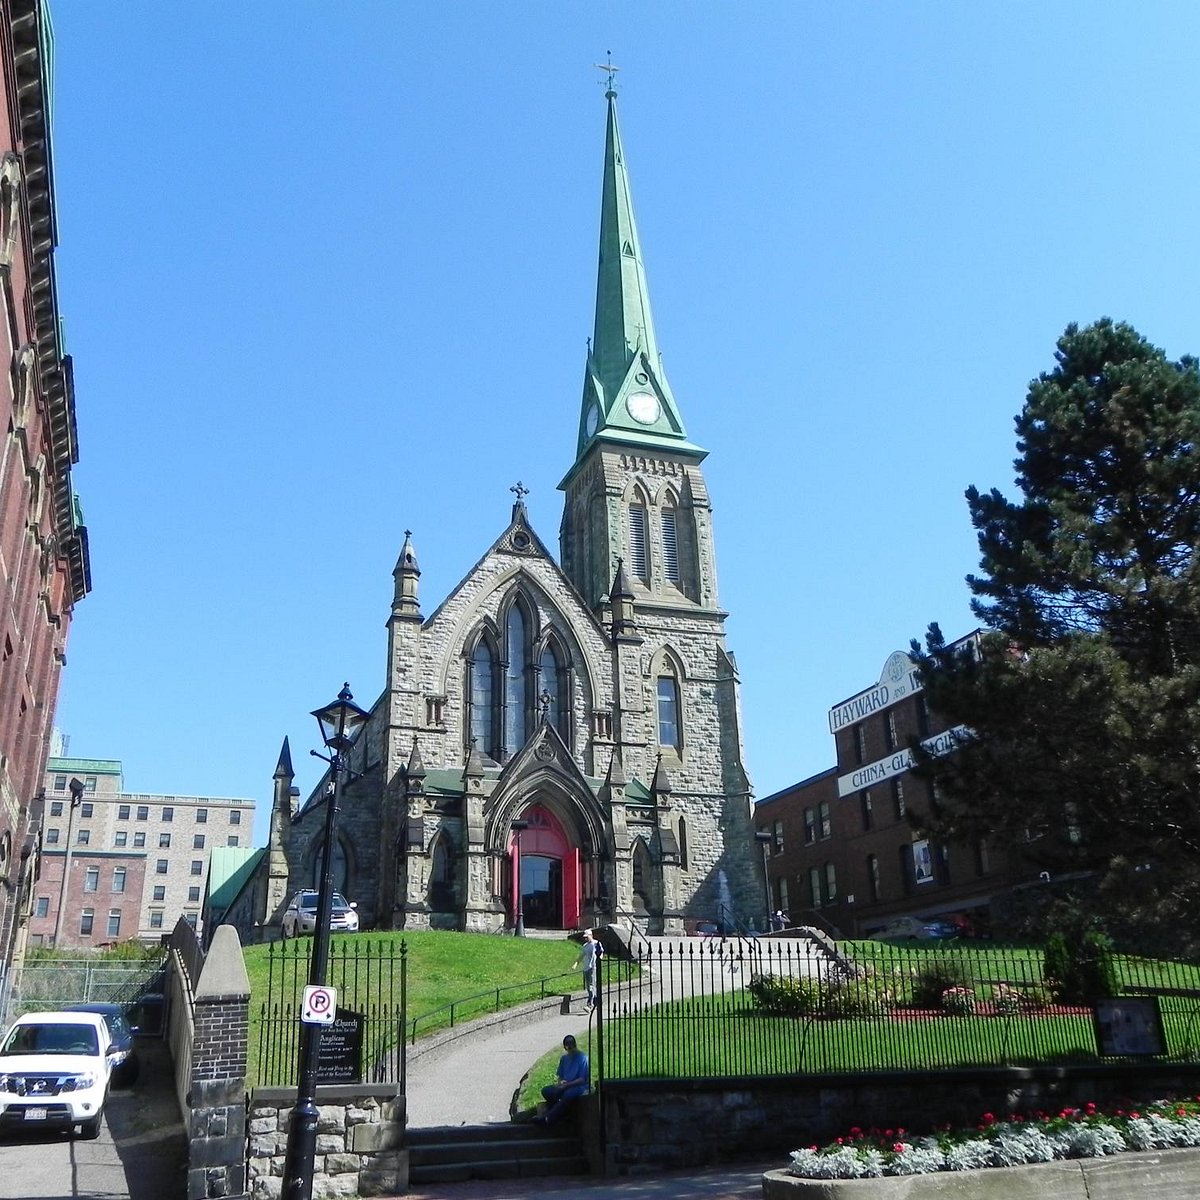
754,830,774,931
511,819,529,937
280,683,370,1200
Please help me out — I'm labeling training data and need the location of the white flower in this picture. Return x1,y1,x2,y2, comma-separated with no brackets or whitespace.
889,1143,946,1175
990,1124,1057,1165
1055,1121,1127,1158
945,1139,994,1171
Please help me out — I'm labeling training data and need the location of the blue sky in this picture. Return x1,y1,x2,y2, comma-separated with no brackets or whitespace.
46,3,1200,844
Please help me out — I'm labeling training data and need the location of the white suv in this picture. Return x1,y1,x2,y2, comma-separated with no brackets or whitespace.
281,889,358,938
0,1010,113,1138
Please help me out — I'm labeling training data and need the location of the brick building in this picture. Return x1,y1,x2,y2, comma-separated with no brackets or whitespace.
0,1,91,990
756,641,1033,937
25,755,255,945
222,87,759,941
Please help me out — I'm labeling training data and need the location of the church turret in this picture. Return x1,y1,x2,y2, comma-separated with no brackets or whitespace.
609,556,637,639
392,530,422,622
266,737,295,919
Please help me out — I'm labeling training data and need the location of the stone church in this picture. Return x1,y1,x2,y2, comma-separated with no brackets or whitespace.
253,89,759,937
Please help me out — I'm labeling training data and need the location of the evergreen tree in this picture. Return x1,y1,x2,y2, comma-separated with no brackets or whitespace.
912,319,1200,951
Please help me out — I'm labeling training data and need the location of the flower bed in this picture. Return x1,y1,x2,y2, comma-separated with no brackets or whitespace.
782,1098,1200,1180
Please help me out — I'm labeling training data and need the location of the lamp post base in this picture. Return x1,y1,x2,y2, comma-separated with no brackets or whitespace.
280,1091,320,1200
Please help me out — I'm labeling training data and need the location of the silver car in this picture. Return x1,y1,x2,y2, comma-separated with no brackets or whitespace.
281,890,358,938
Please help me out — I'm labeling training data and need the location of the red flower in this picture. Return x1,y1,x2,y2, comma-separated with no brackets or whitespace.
981,1113,995,1124
849,1127,862,1137
1085,1103,1097,1114
1130,1112,1141,1120
892,1143,905,1154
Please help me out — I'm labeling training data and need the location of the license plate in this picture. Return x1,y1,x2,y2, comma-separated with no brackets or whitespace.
24,1107,47,1121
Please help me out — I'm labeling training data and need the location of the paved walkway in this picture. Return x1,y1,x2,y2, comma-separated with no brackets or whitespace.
401,939,800,1197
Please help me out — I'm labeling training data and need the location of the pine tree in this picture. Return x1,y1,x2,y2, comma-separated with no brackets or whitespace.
913,319,1200,951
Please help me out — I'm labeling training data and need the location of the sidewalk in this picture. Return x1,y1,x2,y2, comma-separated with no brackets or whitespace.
401,990,785,1199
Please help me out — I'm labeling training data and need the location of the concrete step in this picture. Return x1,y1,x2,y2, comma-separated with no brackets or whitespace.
407,1122,588,1184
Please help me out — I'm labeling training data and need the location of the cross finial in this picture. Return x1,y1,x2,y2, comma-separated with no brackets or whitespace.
510,481,530,502
595,51,620,95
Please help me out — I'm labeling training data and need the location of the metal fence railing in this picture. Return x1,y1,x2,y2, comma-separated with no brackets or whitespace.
255,938,407,1089
597,937,1200,1081
16,955,167,1018
405,970,580,1044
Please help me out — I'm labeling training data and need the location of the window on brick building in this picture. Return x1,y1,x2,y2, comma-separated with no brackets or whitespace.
112,867,126,894
809,866,822,908
84,777,96,793
53,775,66,792
885,711,898,752
118,805,130,820
137,805,148,820
916,695,930,738
134,833,145,848
860,790,873,831
46,828,60,845
196,809,208,824
156,859,168,875
892,778,906,819
80,908,94,935
229,810,241,825
867,853,880,902
188,886,200,902
803,808,816,844
153,885,165,901
81,803,93,819
34,896,48,918
853,724,867,765
824,862,838,903
190,860,203,876
227,835,239,847
115,831,127,847
818,801,831,839
193,834,205,850
50,801,63,818
107,910,121,938
160,833,171,848
149,910,163,929
162,807,173,822
772,821,784,853
77,829,90,846
84,867,99,892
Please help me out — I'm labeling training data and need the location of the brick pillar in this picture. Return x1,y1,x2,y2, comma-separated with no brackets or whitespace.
189,924,251,1200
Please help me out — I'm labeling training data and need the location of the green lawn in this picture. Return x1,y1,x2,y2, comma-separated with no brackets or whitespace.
244,930,580,1089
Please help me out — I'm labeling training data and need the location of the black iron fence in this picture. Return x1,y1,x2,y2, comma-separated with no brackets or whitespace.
405,970,580,1044
598,937,1200,1080
255,938,407,1089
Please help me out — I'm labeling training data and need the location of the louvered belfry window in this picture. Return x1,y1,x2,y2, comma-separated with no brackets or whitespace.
629,504,649,580
662,507,680,584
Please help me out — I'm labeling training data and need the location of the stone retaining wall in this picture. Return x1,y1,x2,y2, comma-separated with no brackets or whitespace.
601,1064,1200,1175
247,1086,407,1200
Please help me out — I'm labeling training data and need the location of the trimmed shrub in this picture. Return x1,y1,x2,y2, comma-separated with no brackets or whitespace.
909,957,975,1008
1044,930,1119,1003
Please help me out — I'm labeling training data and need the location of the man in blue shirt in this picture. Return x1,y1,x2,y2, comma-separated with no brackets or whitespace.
537,1034,589,1125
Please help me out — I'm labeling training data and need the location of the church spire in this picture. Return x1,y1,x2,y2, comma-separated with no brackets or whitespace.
569,87,704,469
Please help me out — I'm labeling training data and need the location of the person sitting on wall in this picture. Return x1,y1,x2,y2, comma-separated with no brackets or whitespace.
536,1034,589,1125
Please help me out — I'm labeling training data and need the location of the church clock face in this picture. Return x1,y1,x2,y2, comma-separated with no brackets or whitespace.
585,403,599,437
626,390,660,425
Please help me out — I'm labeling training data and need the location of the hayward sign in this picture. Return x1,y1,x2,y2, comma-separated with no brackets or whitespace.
837,725,971,797
828,651,922,734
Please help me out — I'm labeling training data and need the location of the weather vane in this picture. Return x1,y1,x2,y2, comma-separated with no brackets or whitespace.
594,51,620,93
510,481,530,502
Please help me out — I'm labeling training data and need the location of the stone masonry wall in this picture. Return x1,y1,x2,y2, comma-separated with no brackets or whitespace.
247,1087,407,1200
602,1066,1200,1176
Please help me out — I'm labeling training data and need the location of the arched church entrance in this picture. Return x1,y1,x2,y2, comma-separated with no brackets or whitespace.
508,804,581,930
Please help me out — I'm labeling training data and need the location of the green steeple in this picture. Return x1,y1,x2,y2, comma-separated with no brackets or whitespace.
570,89,705,468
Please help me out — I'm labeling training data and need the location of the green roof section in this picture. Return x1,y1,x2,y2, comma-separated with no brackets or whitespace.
46,757,122,775
208,846,266,914
568,89,706,474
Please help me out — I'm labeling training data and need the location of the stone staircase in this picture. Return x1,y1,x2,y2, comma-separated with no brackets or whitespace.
407,1122,588,1184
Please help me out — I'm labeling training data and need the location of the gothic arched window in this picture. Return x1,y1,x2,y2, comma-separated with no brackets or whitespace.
628,500,649,582
469,639,497,757
656,674,681,752
661,502,680,585
539,640,571,745
504,604,529,755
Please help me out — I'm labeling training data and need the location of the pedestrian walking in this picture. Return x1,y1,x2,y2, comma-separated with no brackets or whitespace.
575,928,601,1008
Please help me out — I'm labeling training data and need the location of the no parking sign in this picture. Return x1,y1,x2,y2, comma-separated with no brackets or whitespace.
301,984,337,1025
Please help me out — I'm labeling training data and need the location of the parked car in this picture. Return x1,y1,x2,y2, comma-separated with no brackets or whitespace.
691,921,720,937
281,889,359,938
872,916,960,941
66,1003,140,1087
0,1010,114,1138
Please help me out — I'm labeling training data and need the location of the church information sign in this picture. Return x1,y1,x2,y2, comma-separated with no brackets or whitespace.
316,1007,364,1084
